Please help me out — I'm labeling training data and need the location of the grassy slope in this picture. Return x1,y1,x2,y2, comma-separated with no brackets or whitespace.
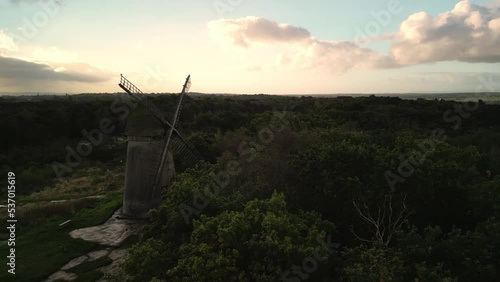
0,195,122,282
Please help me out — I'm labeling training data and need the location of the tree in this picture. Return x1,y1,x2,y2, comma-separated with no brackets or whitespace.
167,193,337,282
350,194,411,246
341,244,405,282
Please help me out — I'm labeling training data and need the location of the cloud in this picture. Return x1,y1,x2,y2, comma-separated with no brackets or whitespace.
288,40,398,74
391,0,500,64
0,31,18,53
208,16,311,47
208,16,398,74
0,31,113,91
0,55,113,84
208,1,500,74
32,47,79,64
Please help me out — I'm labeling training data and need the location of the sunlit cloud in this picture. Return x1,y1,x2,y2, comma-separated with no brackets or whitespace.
208,16,399,74
286,40,398,74
0,56,113,83
0,30,114,92
208,16,311,48
209,0,500,77
0,31,18,53
391,0,500,64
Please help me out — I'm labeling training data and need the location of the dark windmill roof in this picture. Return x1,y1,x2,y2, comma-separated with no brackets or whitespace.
125,107,167,137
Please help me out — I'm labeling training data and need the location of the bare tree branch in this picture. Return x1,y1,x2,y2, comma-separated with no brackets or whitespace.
351,194,411,246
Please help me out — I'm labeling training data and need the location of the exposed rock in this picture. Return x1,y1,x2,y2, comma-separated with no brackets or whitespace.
46,209,139,281
61,255,88,270
69,209,144,246
108,249,128,261
44,270,77,282
88,249,110,261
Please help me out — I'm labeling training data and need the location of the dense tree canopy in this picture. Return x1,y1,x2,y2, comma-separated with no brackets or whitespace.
2,94,500,281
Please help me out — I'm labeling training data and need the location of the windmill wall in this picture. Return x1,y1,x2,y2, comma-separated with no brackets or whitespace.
123,136,175,217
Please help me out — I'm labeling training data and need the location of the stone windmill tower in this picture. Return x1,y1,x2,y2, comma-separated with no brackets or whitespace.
118,74,201,218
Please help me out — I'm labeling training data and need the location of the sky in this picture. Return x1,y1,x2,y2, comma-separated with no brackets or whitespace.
0,0,499,94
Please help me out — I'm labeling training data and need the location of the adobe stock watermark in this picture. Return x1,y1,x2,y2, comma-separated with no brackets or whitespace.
8,0,65,44
385,72,499,192
354,0,407,45
281,235,340,282
179,105,295,224
213,0,245,18
51,67,170,180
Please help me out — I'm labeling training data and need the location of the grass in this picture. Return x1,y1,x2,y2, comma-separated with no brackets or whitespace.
0,164,124,238
18,166,124,204
0,195,123,282
0,197,102,231
73,270,105,282
66,196,122,230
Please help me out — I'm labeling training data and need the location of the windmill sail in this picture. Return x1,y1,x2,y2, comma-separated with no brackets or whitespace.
118,74,202,165
151,75,192,196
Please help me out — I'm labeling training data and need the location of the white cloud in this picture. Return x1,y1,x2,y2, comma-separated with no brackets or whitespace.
0,31,18,53
391,0,500,64
208,16,311,48
288,40,397,74
208,16,398,74
208,1,500,75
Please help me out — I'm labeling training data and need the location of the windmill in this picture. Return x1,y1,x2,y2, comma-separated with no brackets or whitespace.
118,74,202,218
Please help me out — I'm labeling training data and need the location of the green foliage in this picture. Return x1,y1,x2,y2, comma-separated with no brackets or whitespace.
121,95,500,281
3,94,500,281
341,244,405,282
122,238,168,281
471,176,500,219
167,193,335,281
414,262,454,282
397,218,500,281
